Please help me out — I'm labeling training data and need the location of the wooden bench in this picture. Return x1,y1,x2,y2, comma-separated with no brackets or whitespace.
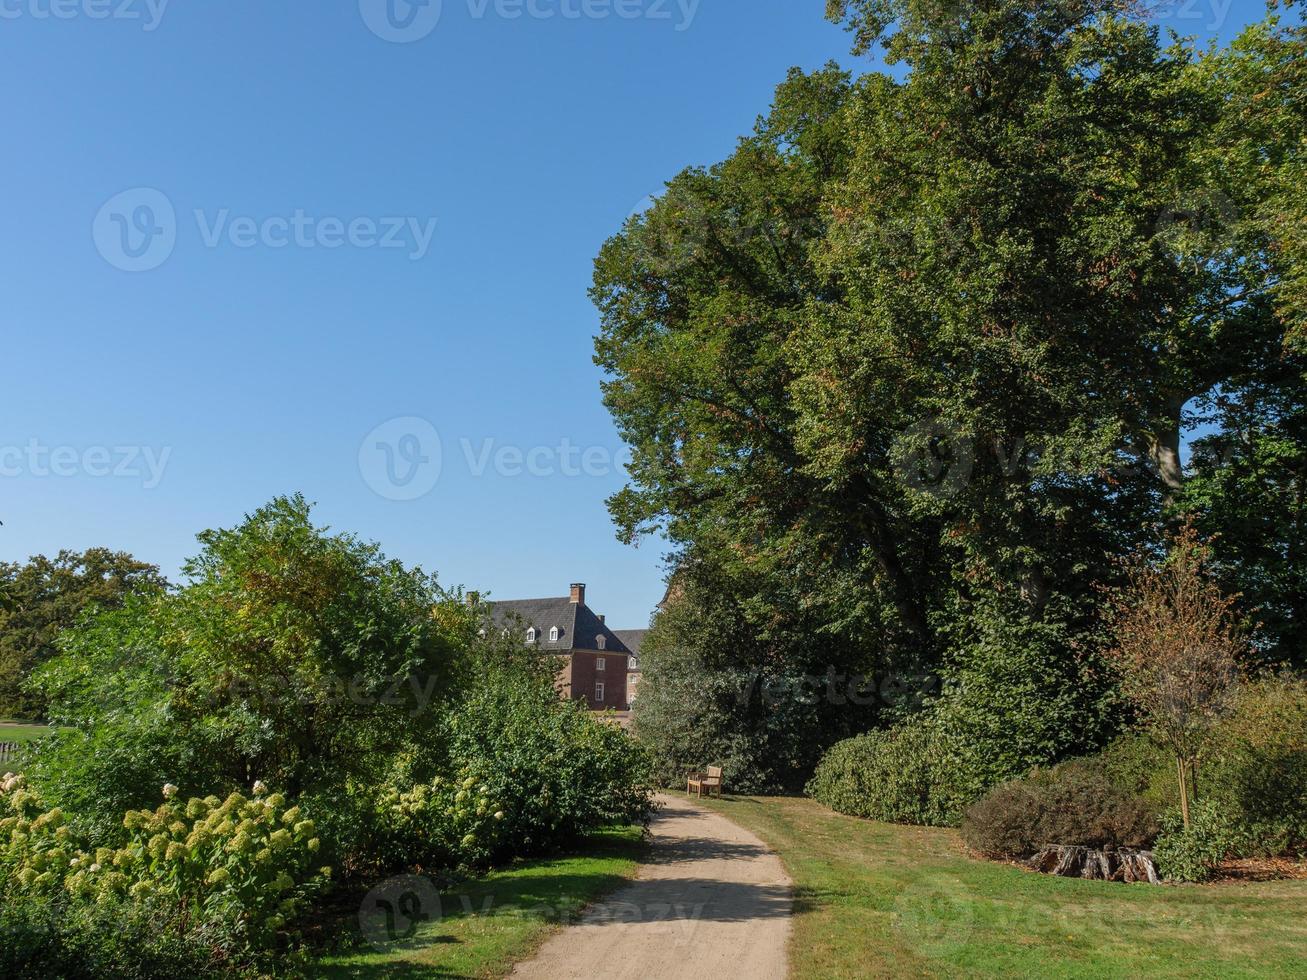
687,765,723,798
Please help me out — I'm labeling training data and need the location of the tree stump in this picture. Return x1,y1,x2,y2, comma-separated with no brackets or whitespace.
1027,844,1159,883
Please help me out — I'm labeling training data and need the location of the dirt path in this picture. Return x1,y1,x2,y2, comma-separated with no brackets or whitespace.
511,793,792,980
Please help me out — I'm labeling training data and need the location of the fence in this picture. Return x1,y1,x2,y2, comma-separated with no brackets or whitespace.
0,742,18,765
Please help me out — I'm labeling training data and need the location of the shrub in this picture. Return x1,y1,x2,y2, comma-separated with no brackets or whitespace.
1,774,327,971
808,605,1124,829
442,669,654,858
19,724,198,844
0,896,218,979
932,607,1119,801
961,756,1159,859
1153,800,1237,882
355,758,511,871
27,496,481,846
1203,676,1307,854
805,720,968,826
1094,733,1177,806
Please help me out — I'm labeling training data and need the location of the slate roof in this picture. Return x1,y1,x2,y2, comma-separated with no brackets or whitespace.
611,629,648,654
488,596,638,654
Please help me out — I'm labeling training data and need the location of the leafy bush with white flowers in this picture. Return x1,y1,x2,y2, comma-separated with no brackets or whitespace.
367,761,509,870
1,775,328,971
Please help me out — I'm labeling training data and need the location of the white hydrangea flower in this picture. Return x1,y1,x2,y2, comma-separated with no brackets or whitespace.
252,780,268,796
162,783,179,799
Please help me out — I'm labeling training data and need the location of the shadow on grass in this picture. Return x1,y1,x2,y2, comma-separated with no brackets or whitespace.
314,828,645,980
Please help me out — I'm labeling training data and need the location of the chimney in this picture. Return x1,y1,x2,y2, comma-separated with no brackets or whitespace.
570,583,586,605
597,614,605,623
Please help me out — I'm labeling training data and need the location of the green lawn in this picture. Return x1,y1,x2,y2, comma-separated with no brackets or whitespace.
0,722,53,745
0,723,52,770
688,793,1307,979
314,825,645,979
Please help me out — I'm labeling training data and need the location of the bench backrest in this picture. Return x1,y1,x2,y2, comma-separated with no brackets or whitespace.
706,766,723,780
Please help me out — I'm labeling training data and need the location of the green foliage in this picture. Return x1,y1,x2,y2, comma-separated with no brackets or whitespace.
27,496,478,846
0,774,325,973
1203,677,1307,854
594,0,1307,800
355,757,510,871
959,675,1307,868
805,721,968,827
0,896,219,979
0,548,166,718
1153,800,1236,883
2,499,657,973
807,603,1120,824
933,604,1119,799
631,556,883,793
961,757,1160,859
441,666,654,858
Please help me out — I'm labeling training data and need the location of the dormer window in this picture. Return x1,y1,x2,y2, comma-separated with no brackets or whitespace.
549,626,559,642
596,635,606,650
526,627,537,644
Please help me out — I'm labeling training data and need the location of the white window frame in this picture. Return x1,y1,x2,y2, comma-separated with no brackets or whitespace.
549,626,559,642
526,627,536,643
594,681,605,703
596,657,606,671
596,634,606,650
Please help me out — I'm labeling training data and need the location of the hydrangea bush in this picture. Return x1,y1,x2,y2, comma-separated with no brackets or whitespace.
1,774,329,957
374,768,508,869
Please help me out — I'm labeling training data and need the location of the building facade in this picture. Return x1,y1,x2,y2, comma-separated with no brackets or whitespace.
613,629,646,706
488,583,647,711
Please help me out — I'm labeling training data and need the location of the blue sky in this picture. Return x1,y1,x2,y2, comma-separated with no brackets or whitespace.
0,0,1274,628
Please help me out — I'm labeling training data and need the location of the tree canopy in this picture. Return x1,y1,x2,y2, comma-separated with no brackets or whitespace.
594,0,1306,786
0,548,167,718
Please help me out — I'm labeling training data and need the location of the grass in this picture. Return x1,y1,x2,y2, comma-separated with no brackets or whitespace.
314,825,645,979
0,722,53,745
688,793,1307,979
0,722,52,771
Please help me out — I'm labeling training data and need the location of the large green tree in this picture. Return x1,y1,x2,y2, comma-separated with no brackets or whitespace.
0,548,167,718
595,0,1306,787
27,496,479,838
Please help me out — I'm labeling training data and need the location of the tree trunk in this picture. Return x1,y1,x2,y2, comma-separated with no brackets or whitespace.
1177,756,1191,828
1150,397,1187,505
855,490,930,650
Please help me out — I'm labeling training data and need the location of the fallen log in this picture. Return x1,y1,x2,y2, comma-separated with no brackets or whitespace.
1026,844,1159,883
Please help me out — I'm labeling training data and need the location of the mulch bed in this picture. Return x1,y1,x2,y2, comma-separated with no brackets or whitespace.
1209,857,1307,883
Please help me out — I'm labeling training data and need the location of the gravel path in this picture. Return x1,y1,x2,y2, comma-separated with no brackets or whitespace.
511,793,792,980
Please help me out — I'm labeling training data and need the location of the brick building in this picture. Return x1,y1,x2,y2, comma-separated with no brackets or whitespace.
612,629,646,706
488,583,648,711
